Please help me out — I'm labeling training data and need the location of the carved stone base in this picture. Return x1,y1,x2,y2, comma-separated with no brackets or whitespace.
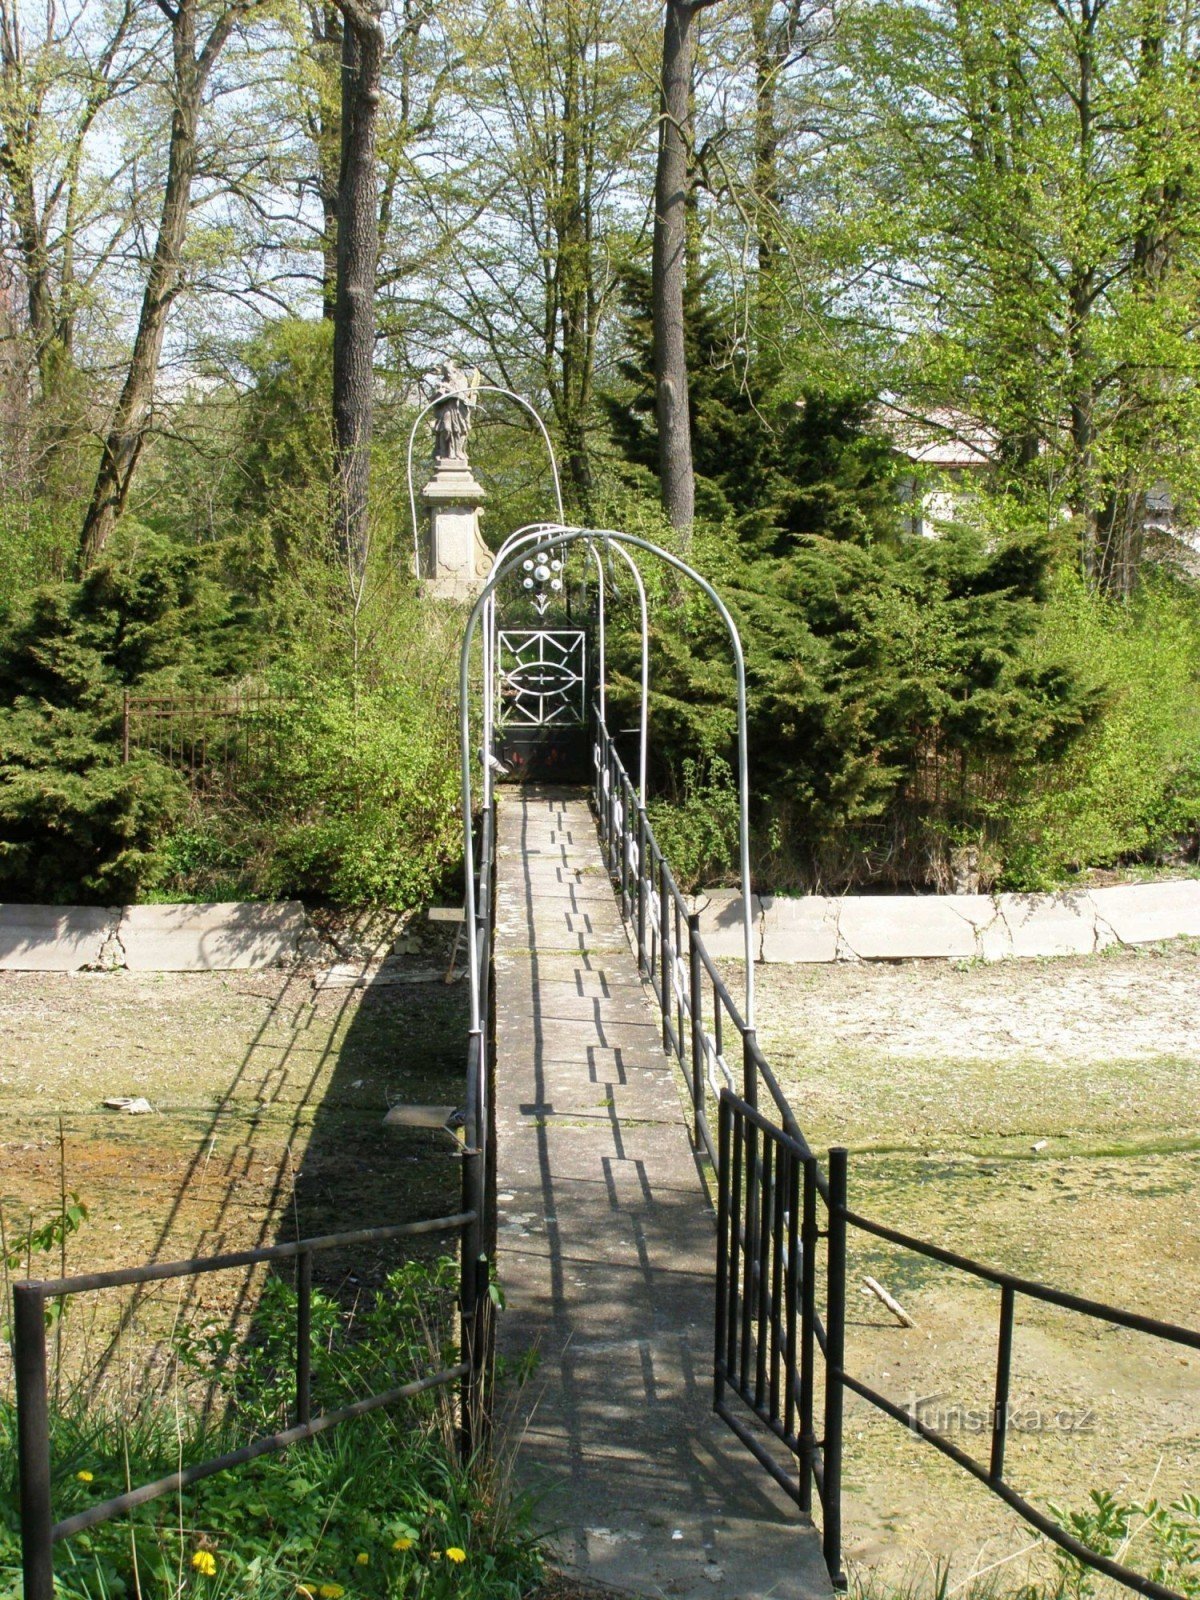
421,463,492,600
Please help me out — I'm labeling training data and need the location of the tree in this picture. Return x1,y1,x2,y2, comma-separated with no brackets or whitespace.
652,0,721,532
0,0,144,482
77,0,270,572
830,0,1200,593
329,0,384,571
420,0,650,517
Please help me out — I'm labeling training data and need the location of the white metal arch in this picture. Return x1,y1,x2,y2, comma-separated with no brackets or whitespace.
460,528,754,1031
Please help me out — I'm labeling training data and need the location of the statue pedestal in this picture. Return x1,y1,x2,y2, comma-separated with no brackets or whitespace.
421,462,492,600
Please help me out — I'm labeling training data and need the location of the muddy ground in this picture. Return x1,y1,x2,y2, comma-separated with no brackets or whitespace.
739,940,1200,1588
2,926,1197,1592
0,920,468,1392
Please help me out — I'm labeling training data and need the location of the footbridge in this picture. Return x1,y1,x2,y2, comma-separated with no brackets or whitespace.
457,523,1200,1600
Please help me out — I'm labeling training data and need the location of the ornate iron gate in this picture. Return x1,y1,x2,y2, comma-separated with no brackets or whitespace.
493,629,588,780
497,630,586,727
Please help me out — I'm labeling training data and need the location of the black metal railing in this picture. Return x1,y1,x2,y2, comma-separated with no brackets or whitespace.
12,800,499,1600
122,687,291,789
13,1214,478,1600
592,707,1200,1600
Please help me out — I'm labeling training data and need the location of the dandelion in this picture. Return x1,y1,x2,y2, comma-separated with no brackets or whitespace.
75,1471,94,1484
445,1547,467,1564
355,1553,370,1567
296,1587,315,1598
318,1586,344,1599
191,1551,217,1577
392,1538,414,1552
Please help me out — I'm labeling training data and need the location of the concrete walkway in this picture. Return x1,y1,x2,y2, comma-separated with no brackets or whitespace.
493,787,830,1600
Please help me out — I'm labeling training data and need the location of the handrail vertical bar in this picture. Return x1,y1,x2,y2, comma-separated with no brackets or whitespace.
688,913,703,1145
824,1148,848,1588
714,1094,732,1408
769,1143,787,1422
659,858,671,1053
799,1156,817,1513
740,1116,758,1395
619,773,631,920
636,807,648,975
727,1101,744,1380
14,1284,54,1600
990,1284,1016,1484
460,1143,483,1462
296,1250,313,1426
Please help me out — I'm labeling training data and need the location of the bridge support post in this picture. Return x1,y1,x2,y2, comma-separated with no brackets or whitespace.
15,1284,54,1600
823,1147,848,1589
636,808,648,976
688,913,703,1145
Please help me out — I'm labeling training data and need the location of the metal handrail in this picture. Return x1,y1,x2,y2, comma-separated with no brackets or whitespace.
16,802,500,1600
590,707,1199,1600
13,1212,482,1600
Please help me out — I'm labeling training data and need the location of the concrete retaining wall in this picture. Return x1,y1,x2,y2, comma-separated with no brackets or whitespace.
0,901,311,972
689,877,1200,963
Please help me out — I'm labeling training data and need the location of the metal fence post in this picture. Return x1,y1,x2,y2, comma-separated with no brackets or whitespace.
15,1284,54,1600
823,1148,848,1589
688,913,703,1144
460,1146,487,1463
743,1028,758,1111
990,1284,1016,1484
799,1156,818,1515
636,807,648,975
659,860,671,1053
296,1250,313,1426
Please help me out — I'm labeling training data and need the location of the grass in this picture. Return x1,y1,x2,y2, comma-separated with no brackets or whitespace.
0,1257,545,1600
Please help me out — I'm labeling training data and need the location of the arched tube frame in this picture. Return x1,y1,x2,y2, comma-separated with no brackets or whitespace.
461,528,754,1033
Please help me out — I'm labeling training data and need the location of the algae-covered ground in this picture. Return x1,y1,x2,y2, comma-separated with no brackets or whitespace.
740,940,1200,1586
0,921,468,1392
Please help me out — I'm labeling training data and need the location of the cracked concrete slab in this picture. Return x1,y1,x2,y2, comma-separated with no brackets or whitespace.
117,901,310,971
760,894,839,962
1089,879,1200,944
837,894,979,960
0,904,119,970
993,891,1103,957
685,890,763,960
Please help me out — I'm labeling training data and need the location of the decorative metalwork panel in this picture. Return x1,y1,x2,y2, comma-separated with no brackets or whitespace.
497,631,586,727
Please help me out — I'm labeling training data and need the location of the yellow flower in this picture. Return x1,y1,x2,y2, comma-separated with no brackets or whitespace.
355,1553,369,1567
191,1551,217,1577
318,1587,344,1599
445,1547,467,1564
296,1587,315,1598
75,1471,94,1484
392,1538,414,1552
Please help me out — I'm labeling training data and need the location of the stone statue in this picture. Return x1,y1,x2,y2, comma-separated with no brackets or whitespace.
431,360,478,463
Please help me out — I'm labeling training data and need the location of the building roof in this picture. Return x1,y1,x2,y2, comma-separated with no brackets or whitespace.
877,403,1000,468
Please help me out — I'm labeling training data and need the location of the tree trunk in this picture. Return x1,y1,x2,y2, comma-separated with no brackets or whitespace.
310,2,343,321
78,21,202,570
653,0,698,533
77,0,243,572
751,0,780,285
554,5,594,517
331,0,384,573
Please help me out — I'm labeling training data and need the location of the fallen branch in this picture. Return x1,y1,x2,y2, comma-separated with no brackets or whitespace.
863,1276,916,1328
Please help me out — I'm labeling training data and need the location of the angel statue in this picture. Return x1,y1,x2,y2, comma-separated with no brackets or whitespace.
431,360,480,463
